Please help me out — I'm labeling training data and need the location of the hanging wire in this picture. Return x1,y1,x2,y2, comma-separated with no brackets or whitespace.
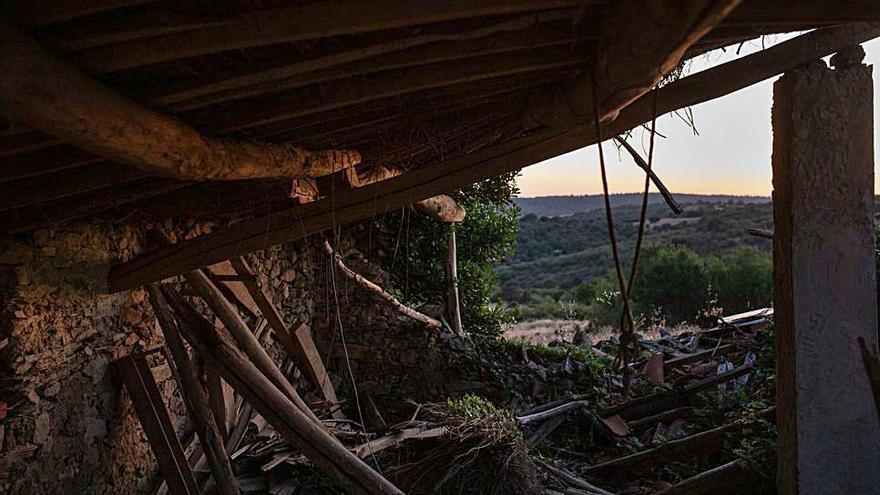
326,176,383,471
590,77,638,397
616,90,661,397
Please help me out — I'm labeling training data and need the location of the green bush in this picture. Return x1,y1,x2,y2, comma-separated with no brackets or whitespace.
376,173,520,336
584,243,772,326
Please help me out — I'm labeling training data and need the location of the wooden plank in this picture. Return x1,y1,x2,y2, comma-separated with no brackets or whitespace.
160,286,405,495
207,261,260,316
70,0,581,72
147,286,239,495
114,353,200,495
108,24,880,290
228,257,343,419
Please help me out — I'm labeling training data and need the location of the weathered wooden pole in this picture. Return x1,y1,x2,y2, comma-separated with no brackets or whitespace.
446,225,464,335
772,46,880,494
146,285,239,495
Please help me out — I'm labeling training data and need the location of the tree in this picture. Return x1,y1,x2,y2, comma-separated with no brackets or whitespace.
706,246,772,315
375,172,520,335
630,243,709,325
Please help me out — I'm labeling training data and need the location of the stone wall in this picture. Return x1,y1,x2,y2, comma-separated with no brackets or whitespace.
0,219,475,492
0,222,315,494
311,237,491,423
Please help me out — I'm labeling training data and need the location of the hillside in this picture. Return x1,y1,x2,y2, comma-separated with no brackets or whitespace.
495,198,774,303
513,193,770,218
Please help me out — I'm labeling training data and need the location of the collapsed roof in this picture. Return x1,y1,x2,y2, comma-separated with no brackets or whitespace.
0,0,878,287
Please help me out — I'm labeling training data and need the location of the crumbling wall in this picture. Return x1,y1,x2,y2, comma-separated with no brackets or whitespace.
0,222,315,494
311,237,492,423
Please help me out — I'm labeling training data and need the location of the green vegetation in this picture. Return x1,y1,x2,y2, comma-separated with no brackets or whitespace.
582,244,773,326
445,394,515,421
497,337,610,376
496,200,775,325
376,173,520,335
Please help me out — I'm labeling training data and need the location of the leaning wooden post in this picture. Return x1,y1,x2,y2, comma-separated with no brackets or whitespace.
446,224,464,335
772,46,880,494
160,286,404,495
146,285,239,495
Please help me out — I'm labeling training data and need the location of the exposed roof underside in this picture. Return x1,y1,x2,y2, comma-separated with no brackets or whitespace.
0,0,877,236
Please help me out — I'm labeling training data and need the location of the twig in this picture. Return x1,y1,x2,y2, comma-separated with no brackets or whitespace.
612,136,682,214
535,458,616,495
322,239,441,328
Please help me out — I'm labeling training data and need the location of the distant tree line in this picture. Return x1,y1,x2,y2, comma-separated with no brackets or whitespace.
502,242,772,327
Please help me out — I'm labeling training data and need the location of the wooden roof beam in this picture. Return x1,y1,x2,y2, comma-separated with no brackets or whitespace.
155,12,582,112
188,46,589,134
5,0,154,26
0,15,360,181
70,0,586,73
108,24,880,291
524,0,743,128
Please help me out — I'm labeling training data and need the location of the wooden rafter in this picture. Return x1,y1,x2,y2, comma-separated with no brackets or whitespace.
0,15,361,181
69,0,583,72
185,46,589,134
157,14,583,112
6,0,154,26
523,0,743,128
108,24,880,290
0,162,147,212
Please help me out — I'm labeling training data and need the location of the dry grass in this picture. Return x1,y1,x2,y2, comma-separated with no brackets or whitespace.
504,319,699,346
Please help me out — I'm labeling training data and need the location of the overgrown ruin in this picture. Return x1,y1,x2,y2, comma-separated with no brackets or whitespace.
1,2,879,494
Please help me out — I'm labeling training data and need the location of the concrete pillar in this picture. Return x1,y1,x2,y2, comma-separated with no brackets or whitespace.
772,49,879,495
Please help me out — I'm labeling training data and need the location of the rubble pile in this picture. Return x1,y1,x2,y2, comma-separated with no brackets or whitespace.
202,308,776,494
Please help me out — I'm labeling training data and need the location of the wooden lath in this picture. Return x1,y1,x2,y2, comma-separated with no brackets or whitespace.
68,0,584,72
185,45,590,134
108,24,880,290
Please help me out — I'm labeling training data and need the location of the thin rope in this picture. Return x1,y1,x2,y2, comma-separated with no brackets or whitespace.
327,248,383,471
616,90,660,397
590,77,637,397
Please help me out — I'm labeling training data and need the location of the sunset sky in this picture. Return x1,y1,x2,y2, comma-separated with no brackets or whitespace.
516,35,880,198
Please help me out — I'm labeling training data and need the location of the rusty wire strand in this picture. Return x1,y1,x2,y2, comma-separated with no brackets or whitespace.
590,78,637,397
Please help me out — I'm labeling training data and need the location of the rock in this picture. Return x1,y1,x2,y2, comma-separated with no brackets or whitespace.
33,412,51,444
280,268,296,282
26,389,40,404
43,382,61,398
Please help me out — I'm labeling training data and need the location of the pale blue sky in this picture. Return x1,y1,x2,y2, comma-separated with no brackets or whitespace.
517,35,880,197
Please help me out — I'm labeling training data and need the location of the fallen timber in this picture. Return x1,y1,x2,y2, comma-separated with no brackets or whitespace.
109,24,880,290
160,286,405,495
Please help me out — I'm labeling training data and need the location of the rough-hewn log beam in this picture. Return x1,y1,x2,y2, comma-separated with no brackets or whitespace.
6,0,153,26
70,0,583,72
524,0,743,128
108,25,880,291
0,15,360,181
413,196,466,223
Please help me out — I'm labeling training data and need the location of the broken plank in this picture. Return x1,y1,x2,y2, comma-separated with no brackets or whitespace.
229,257,343,419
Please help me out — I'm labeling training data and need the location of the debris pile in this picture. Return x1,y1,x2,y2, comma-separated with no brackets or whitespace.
124,261,776,495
